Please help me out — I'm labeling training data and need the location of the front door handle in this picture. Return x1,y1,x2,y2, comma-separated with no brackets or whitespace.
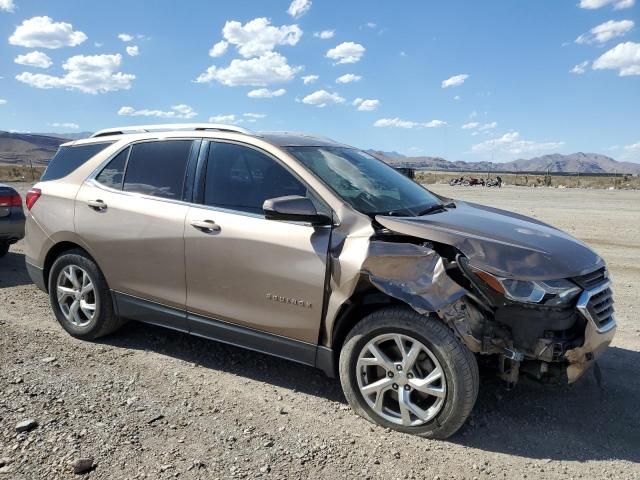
191,219,221,233
87,199,107,211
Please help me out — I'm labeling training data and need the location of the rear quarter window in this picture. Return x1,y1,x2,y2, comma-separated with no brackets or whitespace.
42,142,114,182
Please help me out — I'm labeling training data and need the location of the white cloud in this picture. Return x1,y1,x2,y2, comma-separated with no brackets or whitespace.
462,122,479,129
576,20,634,44
49,122,79,129
314,30,334,39
126,45,139,56
222,17,302,58
0,0,15,12
209,114,241,124
301,74,318,84
624,141,640,152
9,16,87,49
94,42,103,48
209,40,228,57
243,112,266,119
302,89,345,107
287,0,312,18
247,87,286,98
441,73,469,88
579,0,634,9
366,22,377,29
118,104,197,119
326,42,365,64
453,95,461,101
478,122,497,131
374,118,446,128
571,60,590,74
118,33,134,42
471,131,564,155
592,41,640,76
353,98,379,111
195,52,301,86
16,53,135,94
336,73,361,83
14,51,52,69
0,99,7,105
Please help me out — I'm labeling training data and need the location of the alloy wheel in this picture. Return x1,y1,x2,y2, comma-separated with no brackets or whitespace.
56,265,98,327
356,333,446,426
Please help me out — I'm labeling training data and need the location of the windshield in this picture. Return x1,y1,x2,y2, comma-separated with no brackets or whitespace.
286,146,441,216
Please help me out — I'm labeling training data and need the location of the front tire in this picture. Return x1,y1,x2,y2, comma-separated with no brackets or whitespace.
339,306,479,439
48,249,123,340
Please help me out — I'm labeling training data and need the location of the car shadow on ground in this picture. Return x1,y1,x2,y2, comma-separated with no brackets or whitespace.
0,251,33,288
101,321,640,463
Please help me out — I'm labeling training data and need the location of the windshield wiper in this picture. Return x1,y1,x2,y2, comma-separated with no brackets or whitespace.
417,204,447,216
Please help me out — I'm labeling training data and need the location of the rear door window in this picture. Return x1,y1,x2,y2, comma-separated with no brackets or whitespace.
123,140,193,199
95,147,129,190
42,142,114,181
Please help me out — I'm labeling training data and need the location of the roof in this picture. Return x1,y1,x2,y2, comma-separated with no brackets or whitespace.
58,124,351,149
259,132,350,148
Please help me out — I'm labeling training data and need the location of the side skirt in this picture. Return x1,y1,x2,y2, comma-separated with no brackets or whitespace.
112,291,336,377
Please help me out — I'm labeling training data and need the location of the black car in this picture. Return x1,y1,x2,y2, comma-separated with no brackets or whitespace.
0,183,25,257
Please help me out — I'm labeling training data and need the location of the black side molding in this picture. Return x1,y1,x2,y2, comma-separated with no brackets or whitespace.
111,291,336,376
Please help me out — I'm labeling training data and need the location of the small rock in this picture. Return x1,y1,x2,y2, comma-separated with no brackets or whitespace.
41,356,57,363
160,464,173,472
0,466,13,475
0,459,10,468
263,440,274,448
148,414,164,424
260,465,270,473
72,457,95,475
15,419,38,433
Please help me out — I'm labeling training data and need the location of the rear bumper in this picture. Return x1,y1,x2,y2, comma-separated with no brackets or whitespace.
0,210,26,243
26,261,47,292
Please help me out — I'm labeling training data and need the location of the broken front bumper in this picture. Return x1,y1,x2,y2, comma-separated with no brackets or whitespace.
565,281,617,383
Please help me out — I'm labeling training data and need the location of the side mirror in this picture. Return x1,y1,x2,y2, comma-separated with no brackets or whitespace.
263,195,332,226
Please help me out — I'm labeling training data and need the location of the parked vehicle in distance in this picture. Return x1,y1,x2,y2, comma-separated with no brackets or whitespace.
24,124,616,439
0,183,25,257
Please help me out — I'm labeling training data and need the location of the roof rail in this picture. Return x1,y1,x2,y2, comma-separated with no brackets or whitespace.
90,123,255,138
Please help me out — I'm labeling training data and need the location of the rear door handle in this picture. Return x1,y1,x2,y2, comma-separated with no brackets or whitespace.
87,199,107,211
191,219,221,233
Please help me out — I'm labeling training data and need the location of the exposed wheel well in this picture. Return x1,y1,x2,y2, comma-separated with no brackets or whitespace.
42,242,93,292
330,288,407,359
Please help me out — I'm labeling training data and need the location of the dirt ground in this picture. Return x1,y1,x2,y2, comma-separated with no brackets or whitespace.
1,182,639,480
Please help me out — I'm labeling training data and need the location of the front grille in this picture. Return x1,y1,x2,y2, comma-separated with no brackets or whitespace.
585,286,615,330
572,267,607,290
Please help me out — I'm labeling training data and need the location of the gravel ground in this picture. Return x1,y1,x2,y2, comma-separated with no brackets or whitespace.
1,183,639,479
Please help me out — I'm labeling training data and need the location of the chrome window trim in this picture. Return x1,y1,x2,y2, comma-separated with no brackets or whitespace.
576,280,616,333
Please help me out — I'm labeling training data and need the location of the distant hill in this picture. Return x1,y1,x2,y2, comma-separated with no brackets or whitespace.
1,131,638,175
369,151,640,175
0,131,67,166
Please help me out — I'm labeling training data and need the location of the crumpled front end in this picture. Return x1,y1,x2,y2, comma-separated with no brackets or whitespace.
323,206,615,384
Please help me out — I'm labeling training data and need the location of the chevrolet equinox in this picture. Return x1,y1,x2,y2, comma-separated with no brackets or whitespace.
24,123,616,439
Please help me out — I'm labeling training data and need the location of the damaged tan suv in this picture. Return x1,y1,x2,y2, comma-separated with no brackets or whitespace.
24,124,616,439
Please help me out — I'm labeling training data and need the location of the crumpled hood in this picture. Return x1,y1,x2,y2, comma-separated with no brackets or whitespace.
376,200,603,280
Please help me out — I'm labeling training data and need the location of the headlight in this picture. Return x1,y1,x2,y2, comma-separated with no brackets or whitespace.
474,270,581,306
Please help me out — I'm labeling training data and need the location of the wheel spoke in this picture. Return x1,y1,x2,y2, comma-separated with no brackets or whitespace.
366,343,395,372
80,300,95,320
394,334,407,362
360,377,393,397
56,285,75,301
404,342,421,371
69,300,81,325
410,366,446,398
80,281,94,296
397,388,413,425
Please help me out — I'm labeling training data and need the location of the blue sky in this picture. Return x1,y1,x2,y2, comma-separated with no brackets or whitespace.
0,0,638,162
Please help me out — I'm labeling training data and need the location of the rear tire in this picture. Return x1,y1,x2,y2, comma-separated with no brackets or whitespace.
339,306,479,439
0,243,8,258
48,249,124,340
